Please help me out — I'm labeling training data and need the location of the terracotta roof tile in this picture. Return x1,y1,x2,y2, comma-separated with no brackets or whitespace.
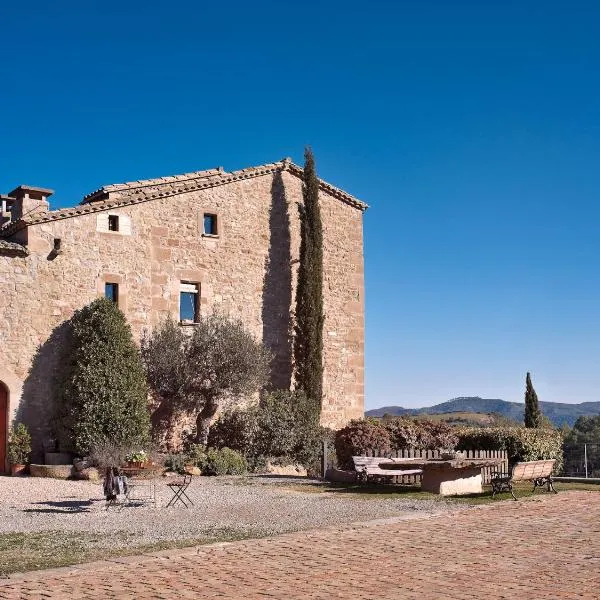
0,239,29,256
1,160,367,237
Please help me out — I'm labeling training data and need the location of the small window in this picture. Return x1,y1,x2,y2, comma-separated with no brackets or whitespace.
105,282,119,304
108,215,119,231
203,214,218,236
180,282,199,323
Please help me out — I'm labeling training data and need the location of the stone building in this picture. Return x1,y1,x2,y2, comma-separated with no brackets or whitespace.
0,159,367,468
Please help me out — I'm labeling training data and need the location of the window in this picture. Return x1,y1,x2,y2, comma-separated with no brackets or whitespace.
108,215,119,231
105,282,119,304
180,282,199,323
203,213,218,236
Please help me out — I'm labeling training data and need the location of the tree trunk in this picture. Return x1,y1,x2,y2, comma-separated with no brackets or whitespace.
194,398,219,445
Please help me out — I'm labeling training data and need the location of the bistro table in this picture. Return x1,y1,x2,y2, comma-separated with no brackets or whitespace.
387,457,505,496
118,465,163,508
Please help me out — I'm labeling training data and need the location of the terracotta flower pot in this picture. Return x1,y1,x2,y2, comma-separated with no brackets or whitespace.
10,464,26,476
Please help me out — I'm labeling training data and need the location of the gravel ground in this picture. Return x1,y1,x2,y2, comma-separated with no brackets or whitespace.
0,475,463,549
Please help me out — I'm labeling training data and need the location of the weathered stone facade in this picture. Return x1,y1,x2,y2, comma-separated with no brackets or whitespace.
0,160,366,466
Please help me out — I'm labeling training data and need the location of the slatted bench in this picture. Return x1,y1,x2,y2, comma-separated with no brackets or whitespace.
352,456,423,483
491,459,557,500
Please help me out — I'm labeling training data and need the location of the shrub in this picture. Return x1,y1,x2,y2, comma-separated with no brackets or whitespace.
164,453,189,474
334,419,391,470
208,407,258,455
59,298,150,455
383,417,419,449
208,390,326,471
456,426,564,472
90,441,146,470
414,420,459,450
182,442,208,467
7,423,32,465
202,448,248,476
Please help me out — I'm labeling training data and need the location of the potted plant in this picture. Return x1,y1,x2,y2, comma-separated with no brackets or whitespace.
8,423,32,476
125,449,148,468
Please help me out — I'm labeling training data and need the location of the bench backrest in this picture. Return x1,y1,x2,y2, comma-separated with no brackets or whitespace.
352,456,393,469
511,459,555,481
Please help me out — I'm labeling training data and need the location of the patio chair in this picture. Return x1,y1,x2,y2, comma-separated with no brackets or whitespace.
166,474,193,508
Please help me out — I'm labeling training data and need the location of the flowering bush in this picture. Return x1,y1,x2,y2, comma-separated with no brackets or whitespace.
334,419,391,470
413,420,459,450
125,450,148,464
335,418,460,469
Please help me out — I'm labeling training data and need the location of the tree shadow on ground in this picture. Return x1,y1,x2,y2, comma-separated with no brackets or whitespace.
23,499,93,514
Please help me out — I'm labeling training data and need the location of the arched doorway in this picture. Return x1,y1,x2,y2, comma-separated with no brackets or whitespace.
0,383,7,474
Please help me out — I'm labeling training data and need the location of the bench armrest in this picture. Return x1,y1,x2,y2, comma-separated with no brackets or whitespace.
491,471,510,479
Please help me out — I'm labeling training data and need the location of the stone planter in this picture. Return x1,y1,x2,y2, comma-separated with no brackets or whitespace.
127,461,146,468
30,464,73,479
10,464,26,476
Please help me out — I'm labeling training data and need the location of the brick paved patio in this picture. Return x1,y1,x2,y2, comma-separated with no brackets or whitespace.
0,491,598,599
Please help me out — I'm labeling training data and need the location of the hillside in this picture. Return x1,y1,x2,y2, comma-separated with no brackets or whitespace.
365,396,600,427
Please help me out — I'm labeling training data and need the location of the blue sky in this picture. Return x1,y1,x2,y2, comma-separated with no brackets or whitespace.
2,1,599,409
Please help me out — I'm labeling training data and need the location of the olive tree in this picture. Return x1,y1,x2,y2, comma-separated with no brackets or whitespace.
141,314,271,444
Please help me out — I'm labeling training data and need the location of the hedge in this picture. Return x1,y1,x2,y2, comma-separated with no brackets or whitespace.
455,426,564,472
334,419,564,473
334,418,459,470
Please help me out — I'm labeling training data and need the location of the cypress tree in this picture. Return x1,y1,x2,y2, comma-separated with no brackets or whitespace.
524,371,542,428
60,298,150,455
293,147,324,410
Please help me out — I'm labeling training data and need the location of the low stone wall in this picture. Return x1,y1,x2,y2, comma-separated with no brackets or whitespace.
30,464,73,479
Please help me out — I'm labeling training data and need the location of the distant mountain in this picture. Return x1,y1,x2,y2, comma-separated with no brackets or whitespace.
365,396,600,427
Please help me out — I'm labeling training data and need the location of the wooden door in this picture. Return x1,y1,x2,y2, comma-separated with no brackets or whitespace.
0,385,6,474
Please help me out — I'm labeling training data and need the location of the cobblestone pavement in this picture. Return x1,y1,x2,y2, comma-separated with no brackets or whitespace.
0,491,598,599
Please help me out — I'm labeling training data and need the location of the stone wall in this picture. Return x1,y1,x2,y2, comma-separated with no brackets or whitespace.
0,168,365,460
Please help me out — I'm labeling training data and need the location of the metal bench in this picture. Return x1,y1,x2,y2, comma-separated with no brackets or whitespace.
352,456,423,483
491,459,557,500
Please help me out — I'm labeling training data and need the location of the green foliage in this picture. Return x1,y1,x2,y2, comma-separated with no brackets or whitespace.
456,426,563,471
294,147,324,409
59,298,150,456
201,448,248,476
524,372,542,428
7,423,32,465
208,390,326,470
563,415,600,477
164,453,189,475
141,314,271,445
335,419,391,470
566,415,600,443
182,442,208,467
208,408,258,455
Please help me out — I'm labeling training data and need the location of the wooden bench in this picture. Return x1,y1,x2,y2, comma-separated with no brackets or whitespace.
352,456,423,483
491,459,557,500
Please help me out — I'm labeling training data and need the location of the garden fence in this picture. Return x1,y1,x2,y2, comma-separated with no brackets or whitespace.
322,444,508,485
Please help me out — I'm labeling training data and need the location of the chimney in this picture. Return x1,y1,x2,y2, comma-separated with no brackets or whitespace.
0,195,14,226
7,185,54,222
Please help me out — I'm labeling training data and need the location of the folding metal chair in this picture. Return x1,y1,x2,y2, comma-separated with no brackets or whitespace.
166,474,193,507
